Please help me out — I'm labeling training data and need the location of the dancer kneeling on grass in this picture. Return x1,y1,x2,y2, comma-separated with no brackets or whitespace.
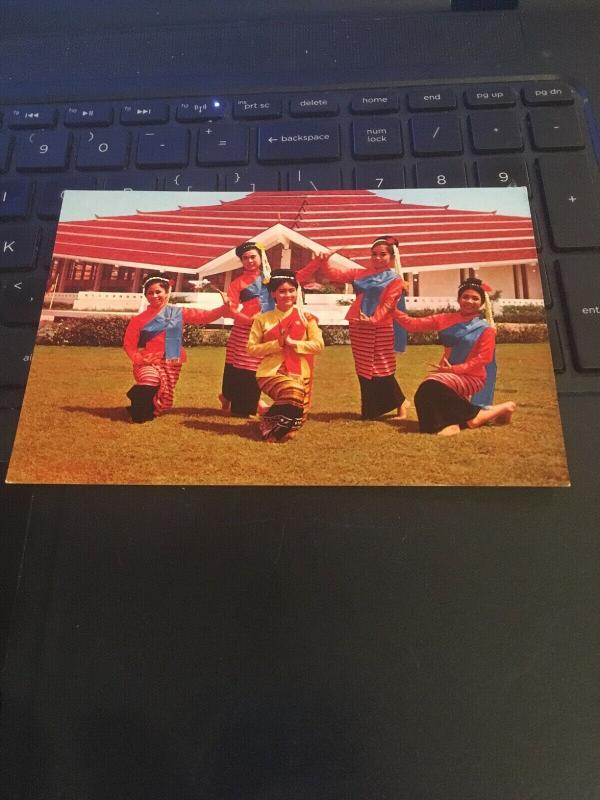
247,270,324,442
383,276,516,436
219,240,274,417
296,235,409,421
123,276,228,422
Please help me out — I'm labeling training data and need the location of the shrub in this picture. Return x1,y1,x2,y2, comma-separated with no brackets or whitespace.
36,317,230,347
321,326,350,345
183,326,229,347
496,304,546,324
495,323,548,343
37,317,129,346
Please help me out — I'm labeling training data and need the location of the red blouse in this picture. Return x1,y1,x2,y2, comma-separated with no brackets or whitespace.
123,303,227,363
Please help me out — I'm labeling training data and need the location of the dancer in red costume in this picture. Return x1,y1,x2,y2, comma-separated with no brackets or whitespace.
124,276,227,422
386,277,516,435
219,241,273,417
296,236,409,420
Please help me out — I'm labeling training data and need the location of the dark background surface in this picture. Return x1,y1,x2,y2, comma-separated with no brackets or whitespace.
1,3,599,798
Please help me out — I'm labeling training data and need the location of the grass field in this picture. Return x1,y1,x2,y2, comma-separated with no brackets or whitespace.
7,344,570,486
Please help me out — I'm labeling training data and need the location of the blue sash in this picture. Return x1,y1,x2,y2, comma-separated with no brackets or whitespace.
138,305,184,360
439,317,496,407
353,270,407,352
239,275,275,312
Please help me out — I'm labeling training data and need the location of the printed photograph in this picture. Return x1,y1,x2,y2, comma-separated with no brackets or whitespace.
7,188,570,485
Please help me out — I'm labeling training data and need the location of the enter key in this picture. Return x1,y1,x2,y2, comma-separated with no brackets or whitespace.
556,254,600,371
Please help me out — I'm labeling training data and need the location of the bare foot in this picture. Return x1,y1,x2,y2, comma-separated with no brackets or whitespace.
396,399,411,420
467,401,516,429
437,424,461,436
257,400,270,416
218,393,231,414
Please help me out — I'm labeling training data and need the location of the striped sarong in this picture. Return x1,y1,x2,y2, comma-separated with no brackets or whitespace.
133,361,182,415
257,372,310,442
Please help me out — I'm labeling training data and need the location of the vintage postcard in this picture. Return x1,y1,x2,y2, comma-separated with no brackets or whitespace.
7,188,570,486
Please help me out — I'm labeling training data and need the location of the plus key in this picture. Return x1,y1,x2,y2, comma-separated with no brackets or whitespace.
537,155,600,249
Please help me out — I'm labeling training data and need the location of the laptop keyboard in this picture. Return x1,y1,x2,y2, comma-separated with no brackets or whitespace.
1,78,599,459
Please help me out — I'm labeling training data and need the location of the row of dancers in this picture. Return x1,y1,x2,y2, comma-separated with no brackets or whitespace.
123,237,516,442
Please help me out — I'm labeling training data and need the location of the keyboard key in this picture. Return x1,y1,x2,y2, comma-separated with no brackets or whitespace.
289,96,339,117
197,124,249,166
469,111,522,152
537,155,600,249
529,107,584,150
475,156,529,193
522,82,574,106
354,163,405,189
15,131,71,171
287,165,341,190
0,226,41,271
410,114,462,156
350,93,399,114
464,86,516,108
556,255,600,371
407,90,456,111
0,326,36,385
0,133,12,172
539,257,553,309
101,174,158,190
76,129,130,169
233,97,282,120
548,320,565,373
176,99,227,122
7,107,57,129
0,273,46,324
120,102,169,124
415,159,467,188
223,169,279,190
0,181,32,219
0,408,20,461
352,119,403,159
0,387,24,408
258,121,339,163
64,104,113,127
136,129,189,168
162,170,218,191
36,176,97,219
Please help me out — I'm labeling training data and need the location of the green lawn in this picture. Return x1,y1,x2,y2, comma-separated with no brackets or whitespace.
7,344,570,486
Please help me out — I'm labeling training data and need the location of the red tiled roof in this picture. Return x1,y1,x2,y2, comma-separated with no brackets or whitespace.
53,190,537,273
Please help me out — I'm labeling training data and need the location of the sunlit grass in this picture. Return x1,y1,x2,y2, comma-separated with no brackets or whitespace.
7,344,569,486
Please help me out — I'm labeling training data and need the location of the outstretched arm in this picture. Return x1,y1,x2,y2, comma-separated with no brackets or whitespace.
295,252,363,286
182,303,229,325
391,310,463,333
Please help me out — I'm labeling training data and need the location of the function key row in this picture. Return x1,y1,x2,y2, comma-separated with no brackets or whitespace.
0,109,585,175
0,82,575,128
